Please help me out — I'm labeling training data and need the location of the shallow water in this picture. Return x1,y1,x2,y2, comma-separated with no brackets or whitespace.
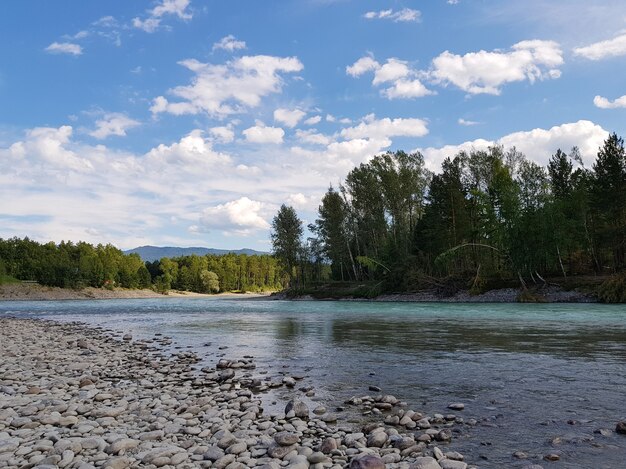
1,298,625,468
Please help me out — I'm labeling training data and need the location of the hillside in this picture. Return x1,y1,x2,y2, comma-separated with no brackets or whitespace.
124,245,269,262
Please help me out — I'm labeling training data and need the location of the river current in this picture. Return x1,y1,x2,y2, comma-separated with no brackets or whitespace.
1,297,625,468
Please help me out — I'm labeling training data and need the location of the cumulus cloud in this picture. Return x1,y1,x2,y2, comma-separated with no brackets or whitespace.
574,33,626,60
45,42,82,56
243,124,284,144
151,55,303,117
430,40,563,95
89,113,140,139
213,35,246,52
133,0,192,33
209,126,235,143
199,197,270,235
146,129,232,167
340,116,429,140
346,56,380,77
364,8,421,23
594,94,626,109
418,120,608,171
6,126,93,172
304,115,322,125
273,108,306,128
347,56,433,99
295,129,332,146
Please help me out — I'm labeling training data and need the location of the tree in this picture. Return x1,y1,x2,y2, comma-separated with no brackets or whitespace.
271,204,303,286
200,270,220,293
311,186,354,281
590,133,626,270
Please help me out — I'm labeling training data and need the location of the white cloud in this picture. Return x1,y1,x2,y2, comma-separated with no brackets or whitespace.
458,118,480,126
6,126,93,172
273,108,306,128
243,124,284,144
430,40,563,95
418,120,608,171
364,8,421,23
347,56,433,99
152,55,303,117
372,58,410,84
304,115,322,125
133,18,161,33
213,34,246,52
340,116,429,140
381,79,434,99
89,113,140,139
594,94,626,109
295,129,332,146
45,42,82,56
145,130,232,169
200,197,270,235
346,56,380,77
574,33,626,60
209,126,235,143
133,0,192,33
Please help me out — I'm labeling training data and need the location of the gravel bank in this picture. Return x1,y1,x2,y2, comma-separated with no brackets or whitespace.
0,318,476,469
0,284,270,301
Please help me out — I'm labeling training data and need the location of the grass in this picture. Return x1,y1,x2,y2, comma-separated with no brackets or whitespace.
0,275,20,285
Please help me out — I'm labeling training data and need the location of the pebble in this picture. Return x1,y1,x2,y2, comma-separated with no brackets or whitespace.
0,318,475,469
448,403,465,411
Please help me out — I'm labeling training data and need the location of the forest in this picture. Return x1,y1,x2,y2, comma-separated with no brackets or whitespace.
0,238,282,293
270,133,626,302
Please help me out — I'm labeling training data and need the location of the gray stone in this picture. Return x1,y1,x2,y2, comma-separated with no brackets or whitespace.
226,442,247,455
274,432,300,446
410,457,443,469
203,446,225,461
267,444,297,459
439,461,467,469
105,439,139,455
350,454,386,469
285,400,309,419
447,403,464,411
320,437,337,454
308,451,327,463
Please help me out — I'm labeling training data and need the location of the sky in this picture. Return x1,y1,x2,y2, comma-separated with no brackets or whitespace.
1,0,626,251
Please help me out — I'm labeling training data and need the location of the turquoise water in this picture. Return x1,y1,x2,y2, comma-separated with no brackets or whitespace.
1,298,625,468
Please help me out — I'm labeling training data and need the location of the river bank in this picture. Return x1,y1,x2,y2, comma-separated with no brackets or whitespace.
272,285,596,303
0,284,271,301
0,317,477,469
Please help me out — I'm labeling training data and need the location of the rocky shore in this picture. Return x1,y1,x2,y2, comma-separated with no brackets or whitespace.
0,318,477,469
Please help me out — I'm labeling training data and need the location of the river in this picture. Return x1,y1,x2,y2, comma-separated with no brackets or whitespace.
1,297,625,468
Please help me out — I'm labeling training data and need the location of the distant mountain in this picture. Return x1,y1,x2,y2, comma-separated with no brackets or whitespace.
124,245,269,262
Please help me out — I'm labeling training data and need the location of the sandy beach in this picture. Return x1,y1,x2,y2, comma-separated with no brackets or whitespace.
0,284,271,302
0,317,474,469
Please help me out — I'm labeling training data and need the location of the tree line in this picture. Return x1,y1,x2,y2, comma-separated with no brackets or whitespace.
0,238,282,293
271,133,626,298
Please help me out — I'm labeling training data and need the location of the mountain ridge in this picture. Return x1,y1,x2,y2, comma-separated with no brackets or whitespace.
124,245,269,262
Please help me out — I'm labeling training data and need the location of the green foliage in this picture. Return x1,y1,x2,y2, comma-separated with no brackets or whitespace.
200,270,220,293
0,238,280,294
271,204,303,286
301,133,626,299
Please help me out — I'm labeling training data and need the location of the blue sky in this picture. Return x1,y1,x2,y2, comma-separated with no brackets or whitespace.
1,0,626,250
